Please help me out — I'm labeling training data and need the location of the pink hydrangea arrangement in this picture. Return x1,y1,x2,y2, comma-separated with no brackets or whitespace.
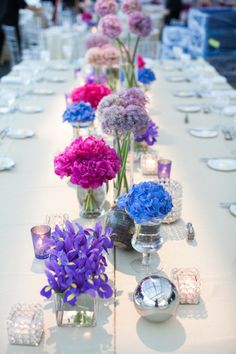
54,136,121,189
69,83,111,109
95,0,118,17
121,0,142,15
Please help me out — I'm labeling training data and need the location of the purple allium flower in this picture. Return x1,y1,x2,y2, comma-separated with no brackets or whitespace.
134,119,158,145
86,47,105,66
63,101,95,124
121,0,142,15
86,33,110,49
95,0,118,17
98,88,149,136
99,15,122,39
128,11,152,37
103,44,120,66
40,221,114,305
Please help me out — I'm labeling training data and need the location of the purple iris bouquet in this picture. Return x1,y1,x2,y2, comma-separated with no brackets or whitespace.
134,119,158,146
40,221,113,305
97,2,152,88
138,67,156,85
98,87,149,196
63,102,95,126
117,181,173,224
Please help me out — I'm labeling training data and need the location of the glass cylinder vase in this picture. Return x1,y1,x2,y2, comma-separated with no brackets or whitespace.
54,293,97,327
120,60,138,89
113,132,134,199
132,218,163,266
72,122,90,139
77,184,106,219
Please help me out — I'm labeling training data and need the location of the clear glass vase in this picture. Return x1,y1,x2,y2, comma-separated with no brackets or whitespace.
77,184,106,219
113,132,134,199
131,218,163,273
54,293,97,327
72,122,90,139
159,179,183,224
120,60,138,89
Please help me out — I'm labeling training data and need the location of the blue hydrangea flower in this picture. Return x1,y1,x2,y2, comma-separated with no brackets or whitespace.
63,101,95,124
117,181,173,224
138,67,156,85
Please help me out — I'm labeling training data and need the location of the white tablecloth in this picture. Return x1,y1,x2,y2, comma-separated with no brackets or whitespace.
0,60,236,354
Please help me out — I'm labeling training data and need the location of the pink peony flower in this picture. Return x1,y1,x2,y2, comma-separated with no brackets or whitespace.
128,11,152,38
95,0,118,17
137,55,145,68
54,136,121,189
69,83,112,109
121,0,142,15
99,14,122,39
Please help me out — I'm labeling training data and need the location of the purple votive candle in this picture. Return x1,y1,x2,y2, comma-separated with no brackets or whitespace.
157,159,172,179
31,225,51,259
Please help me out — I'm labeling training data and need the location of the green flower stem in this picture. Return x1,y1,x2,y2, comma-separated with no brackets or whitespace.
117,133,130,196
84,189,99,213
115,134,129,194
116,38,138,88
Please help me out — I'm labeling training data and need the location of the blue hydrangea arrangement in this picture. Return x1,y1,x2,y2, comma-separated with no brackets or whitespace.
138,67,156,85
117,181,173,224
40,221,113,305
63,101,95,124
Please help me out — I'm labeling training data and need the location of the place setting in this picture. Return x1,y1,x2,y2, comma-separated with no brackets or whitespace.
201,157,236,172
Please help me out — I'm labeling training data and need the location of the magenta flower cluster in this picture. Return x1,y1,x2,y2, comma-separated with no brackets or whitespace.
128,11,152,37
99,14,122,39
95,0,117,17
54,136,121,189
98,87,149,136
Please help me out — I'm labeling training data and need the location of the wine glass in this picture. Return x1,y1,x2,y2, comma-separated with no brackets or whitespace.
209,92,230,132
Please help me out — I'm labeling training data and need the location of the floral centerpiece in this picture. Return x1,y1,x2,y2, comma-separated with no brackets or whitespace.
96,0,152,88
134,119,158,153
117,181,173,266
98,87,149,197
54,136,121,218
69,83,111,109
63,102,95,138
40,220,113,326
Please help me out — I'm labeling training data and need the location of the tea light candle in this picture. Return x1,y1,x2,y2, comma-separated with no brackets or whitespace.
157,159,172,179
141,153,158,175
172,268,200,304
31,225,51,259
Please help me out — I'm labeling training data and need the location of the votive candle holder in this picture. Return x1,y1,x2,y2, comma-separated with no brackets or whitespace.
31,225,51,259
157,159,172,179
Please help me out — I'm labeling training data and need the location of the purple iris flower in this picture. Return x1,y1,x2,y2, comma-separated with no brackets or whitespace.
134,119,158,146
40,221,113,306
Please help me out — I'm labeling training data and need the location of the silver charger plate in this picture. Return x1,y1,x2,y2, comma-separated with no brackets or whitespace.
32,88,55,95
207,158,236,172
229,204,236,216
0,157,15,170
166,76,186,83
6,128,35,139
176,104,202,113
173,90,195,98
189,128,218,138
18,105,43,113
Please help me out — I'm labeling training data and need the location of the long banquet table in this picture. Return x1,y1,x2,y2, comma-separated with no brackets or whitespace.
0,59,236,354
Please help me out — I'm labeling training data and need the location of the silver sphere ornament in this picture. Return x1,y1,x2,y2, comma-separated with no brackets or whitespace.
133,275,179,322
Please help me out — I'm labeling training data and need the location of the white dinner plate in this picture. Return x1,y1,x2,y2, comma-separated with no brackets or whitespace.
189,128,218,138
229,204,236,216
45,76,66,83
0,157,15,170
6,128,35,139
32,88,55,95
176,104,202,113
18,105,43,113
166,76,186,83
207,158,236,172
173,90,196,98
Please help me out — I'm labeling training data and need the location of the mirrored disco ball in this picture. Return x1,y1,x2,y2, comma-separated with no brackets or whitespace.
133,275,179,322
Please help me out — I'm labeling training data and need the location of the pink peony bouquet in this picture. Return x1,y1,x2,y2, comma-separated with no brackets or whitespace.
69,83,111,109
54,136,121,189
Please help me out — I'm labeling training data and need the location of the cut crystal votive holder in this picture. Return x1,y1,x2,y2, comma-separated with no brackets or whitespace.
171,268,200,304
7,304,44,346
